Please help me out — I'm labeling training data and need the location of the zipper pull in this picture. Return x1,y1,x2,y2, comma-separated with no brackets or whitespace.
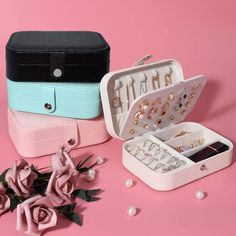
133,54,153,66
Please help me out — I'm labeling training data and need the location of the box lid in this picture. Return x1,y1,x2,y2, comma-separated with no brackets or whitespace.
6,31,110,83
100,57,207,140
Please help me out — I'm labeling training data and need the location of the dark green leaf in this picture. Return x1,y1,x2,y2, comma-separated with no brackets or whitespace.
7,193,23,212
78,162,97,173
57,202,77,214
64,212,82,226
86,189,101,195
73,189,101,202
76,154,94,170
31,165,52,179
0,168,10,182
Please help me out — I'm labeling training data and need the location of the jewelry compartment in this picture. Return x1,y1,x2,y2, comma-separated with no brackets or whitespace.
122,122,233,191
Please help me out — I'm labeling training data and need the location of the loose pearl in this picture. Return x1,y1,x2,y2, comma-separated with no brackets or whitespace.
124,179,134,188
88,168,96,176
86,172,95,181
195,190,205,200
127,206,137,216
96,156,104,165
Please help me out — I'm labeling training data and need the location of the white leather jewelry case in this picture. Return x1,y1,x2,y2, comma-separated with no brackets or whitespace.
100,57,234,191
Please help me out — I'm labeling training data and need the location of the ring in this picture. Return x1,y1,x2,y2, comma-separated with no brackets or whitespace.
143,139,153,148
126,145,140,156
148,143,159,151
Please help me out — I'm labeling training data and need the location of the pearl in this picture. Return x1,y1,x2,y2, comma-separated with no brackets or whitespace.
86,172,95,181
195,190,205,200
88,168,96,175
127,206,137,216
124,179,134,188
96,156,104,165
86,169,96,181
143,105,149,111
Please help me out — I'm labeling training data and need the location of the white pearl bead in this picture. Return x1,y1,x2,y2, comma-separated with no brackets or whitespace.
86,172,95,181
127,206,137,216
124,179,134,188
96,156,104,165
88,168,96,176
143,105,148,111
195,190,205,200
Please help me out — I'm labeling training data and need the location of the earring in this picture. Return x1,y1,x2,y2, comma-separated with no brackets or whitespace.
139,73,147,95
126,75,135,109
112,79,122,108
139,100,149,111
152,69,160,90
164,67,173,87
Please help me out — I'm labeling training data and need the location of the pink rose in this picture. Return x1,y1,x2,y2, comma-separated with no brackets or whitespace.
5,159,38,197
46,149,79,206
0,183,10,215
51,147,77,174
17,195,57,236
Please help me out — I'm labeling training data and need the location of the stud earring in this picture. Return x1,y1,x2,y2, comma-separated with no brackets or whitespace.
139,100,149,111
164,67,173,87
134,111,144,120
152,69,160,90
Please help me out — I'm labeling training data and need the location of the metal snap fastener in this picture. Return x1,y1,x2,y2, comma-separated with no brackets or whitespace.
200,164,206,171
68,138,76,146
44,103,52,110
53,68,62,78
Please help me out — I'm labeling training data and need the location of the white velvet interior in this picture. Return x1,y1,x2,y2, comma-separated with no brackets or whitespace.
123,122,233,175
105,59,184,137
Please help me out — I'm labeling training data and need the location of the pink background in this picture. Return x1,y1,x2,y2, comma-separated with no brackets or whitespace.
0,0,236,235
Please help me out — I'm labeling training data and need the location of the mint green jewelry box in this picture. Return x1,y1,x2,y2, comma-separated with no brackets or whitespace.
7,80,101,119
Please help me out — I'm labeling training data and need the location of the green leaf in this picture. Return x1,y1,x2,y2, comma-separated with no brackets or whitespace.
7,193,23,212
57,203,77,215
73,189,101,202
76,154,94,170
64,212,82,226
0,168,10,182
86,189,101,195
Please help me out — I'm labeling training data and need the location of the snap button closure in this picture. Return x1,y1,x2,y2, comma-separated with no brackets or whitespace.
200,164,206,171
44,103,52,110
68,138,76,146
53,68,62,78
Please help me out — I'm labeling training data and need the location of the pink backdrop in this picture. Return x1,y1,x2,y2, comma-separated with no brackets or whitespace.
0,0,236,235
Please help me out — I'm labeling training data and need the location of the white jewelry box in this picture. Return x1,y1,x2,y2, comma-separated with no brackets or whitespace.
100,57,234,191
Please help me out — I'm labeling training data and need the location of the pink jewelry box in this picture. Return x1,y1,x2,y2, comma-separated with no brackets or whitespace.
8,108,110,158
100,56,234,191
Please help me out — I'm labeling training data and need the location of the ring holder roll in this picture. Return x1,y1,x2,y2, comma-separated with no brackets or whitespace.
100,58,233,191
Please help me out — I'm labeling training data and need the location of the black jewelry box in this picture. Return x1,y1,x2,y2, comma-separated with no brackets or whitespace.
6,31,110,83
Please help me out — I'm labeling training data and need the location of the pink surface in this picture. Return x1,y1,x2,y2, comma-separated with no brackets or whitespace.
0,0,236,236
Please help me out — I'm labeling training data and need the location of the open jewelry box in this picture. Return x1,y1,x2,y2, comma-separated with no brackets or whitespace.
100,57,234,191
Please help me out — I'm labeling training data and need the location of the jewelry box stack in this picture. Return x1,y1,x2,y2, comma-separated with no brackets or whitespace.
6,31,110,158
100,57,233,191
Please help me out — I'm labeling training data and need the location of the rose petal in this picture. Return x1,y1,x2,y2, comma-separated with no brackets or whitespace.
18,159,29,169
17,204,27,231
17,174,30,195
7,177,21,196
38,208,57,231
62,151,77,170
